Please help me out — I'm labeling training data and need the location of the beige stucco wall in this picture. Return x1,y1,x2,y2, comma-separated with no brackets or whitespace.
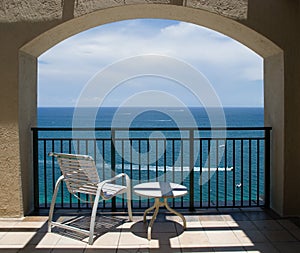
0,0,299,217
0,0,248,22
242,0,300,216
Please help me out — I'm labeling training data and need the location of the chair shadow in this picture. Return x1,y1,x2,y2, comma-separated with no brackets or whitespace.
52,214,126,242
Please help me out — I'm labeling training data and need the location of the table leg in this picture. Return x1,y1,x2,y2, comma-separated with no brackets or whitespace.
143,202,157,223
147,198,160,240
164,198,187,229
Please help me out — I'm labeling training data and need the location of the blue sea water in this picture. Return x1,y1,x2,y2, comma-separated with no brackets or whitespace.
37,107,265,208
38,107,264,128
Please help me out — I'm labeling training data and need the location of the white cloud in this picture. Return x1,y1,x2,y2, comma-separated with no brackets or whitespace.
38,19,263,107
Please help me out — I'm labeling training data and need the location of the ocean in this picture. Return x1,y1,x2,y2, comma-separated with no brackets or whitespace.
36,107,265,208
38,107,264,128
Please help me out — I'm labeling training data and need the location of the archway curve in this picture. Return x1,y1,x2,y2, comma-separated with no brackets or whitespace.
20,4,281,57
18,3,284,215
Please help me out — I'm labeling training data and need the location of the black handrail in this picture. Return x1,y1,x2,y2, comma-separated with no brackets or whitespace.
32,126,271,131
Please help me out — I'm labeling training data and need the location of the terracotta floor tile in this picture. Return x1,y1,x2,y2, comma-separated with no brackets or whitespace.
201,220,231,230
55,234,87,248
0,231,36,247
221,214,237,222
117,248,149,253
149,232,179,245
84,248,116,253
150,244,182,253
199,215,224,222
253,220,283,231
0,249,19,253
86,231,120,248
14,221,46,229
184,221,203,229
205,230,241,246
273,242,300,253
0,232,6,240
0,221,18,228
118,231,150,246
181,247,214,252
244,242,280,253
233,230,268,245
22,216,48,222
288,229,300,241
277,219,299,230
18,244,52,253
35,233,62,248
213,246,247,252
227,221,257,231
261,230,297,242
222,213,249,221
244,211,273,221
178,231,210,248
51,249,86,253
151,221,177,233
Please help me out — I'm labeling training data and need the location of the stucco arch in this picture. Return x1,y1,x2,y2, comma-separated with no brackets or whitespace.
21,4,281,57
19,4,284,215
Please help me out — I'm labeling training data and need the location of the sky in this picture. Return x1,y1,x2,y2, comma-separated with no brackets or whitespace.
38,19,263,108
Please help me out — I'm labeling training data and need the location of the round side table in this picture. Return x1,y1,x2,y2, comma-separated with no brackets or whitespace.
133,181,187,240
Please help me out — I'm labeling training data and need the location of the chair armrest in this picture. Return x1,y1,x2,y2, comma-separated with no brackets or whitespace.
98,173,131,188
105,173,128,182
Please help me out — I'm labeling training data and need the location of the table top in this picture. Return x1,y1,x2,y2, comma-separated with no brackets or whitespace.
133,181,188,198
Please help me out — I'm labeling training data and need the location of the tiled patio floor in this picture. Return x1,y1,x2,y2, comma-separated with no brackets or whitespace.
0,208,300,252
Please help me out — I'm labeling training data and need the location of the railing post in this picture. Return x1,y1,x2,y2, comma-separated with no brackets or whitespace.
32,128,39,211
189,129,195,211
264,128,271,208
111,129,116,211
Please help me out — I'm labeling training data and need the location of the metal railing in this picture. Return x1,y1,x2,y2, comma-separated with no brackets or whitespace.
31,127,271,211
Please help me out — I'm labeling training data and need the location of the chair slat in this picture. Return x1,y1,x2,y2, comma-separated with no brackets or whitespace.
56,154,100,193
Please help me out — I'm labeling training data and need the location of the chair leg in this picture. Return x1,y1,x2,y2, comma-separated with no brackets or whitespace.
48,175,64,233
88,186,101,245
127,189,133,221
125,175,133,221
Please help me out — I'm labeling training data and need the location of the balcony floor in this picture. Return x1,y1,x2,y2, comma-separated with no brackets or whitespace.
0,208,299,253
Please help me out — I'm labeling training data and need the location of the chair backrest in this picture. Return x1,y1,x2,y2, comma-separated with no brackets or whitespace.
49,152,100,195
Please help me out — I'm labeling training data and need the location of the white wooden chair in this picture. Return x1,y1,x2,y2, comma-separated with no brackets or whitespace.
48,152,133,244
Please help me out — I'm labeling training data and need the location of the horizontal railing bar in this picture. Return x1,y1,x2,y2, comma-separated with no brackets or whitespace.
38,138,112,141
38,137,267,141
32,126,272,131
194,137,266,141
38,138,184,141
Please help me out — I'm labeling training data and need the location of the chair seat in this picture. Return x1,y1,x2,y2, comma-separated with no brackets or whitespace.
101,183,127,199
75,183,127,199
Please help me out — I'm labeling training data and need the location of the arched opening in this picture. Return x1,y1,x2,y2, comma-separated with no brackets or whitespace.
19,4,284,215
